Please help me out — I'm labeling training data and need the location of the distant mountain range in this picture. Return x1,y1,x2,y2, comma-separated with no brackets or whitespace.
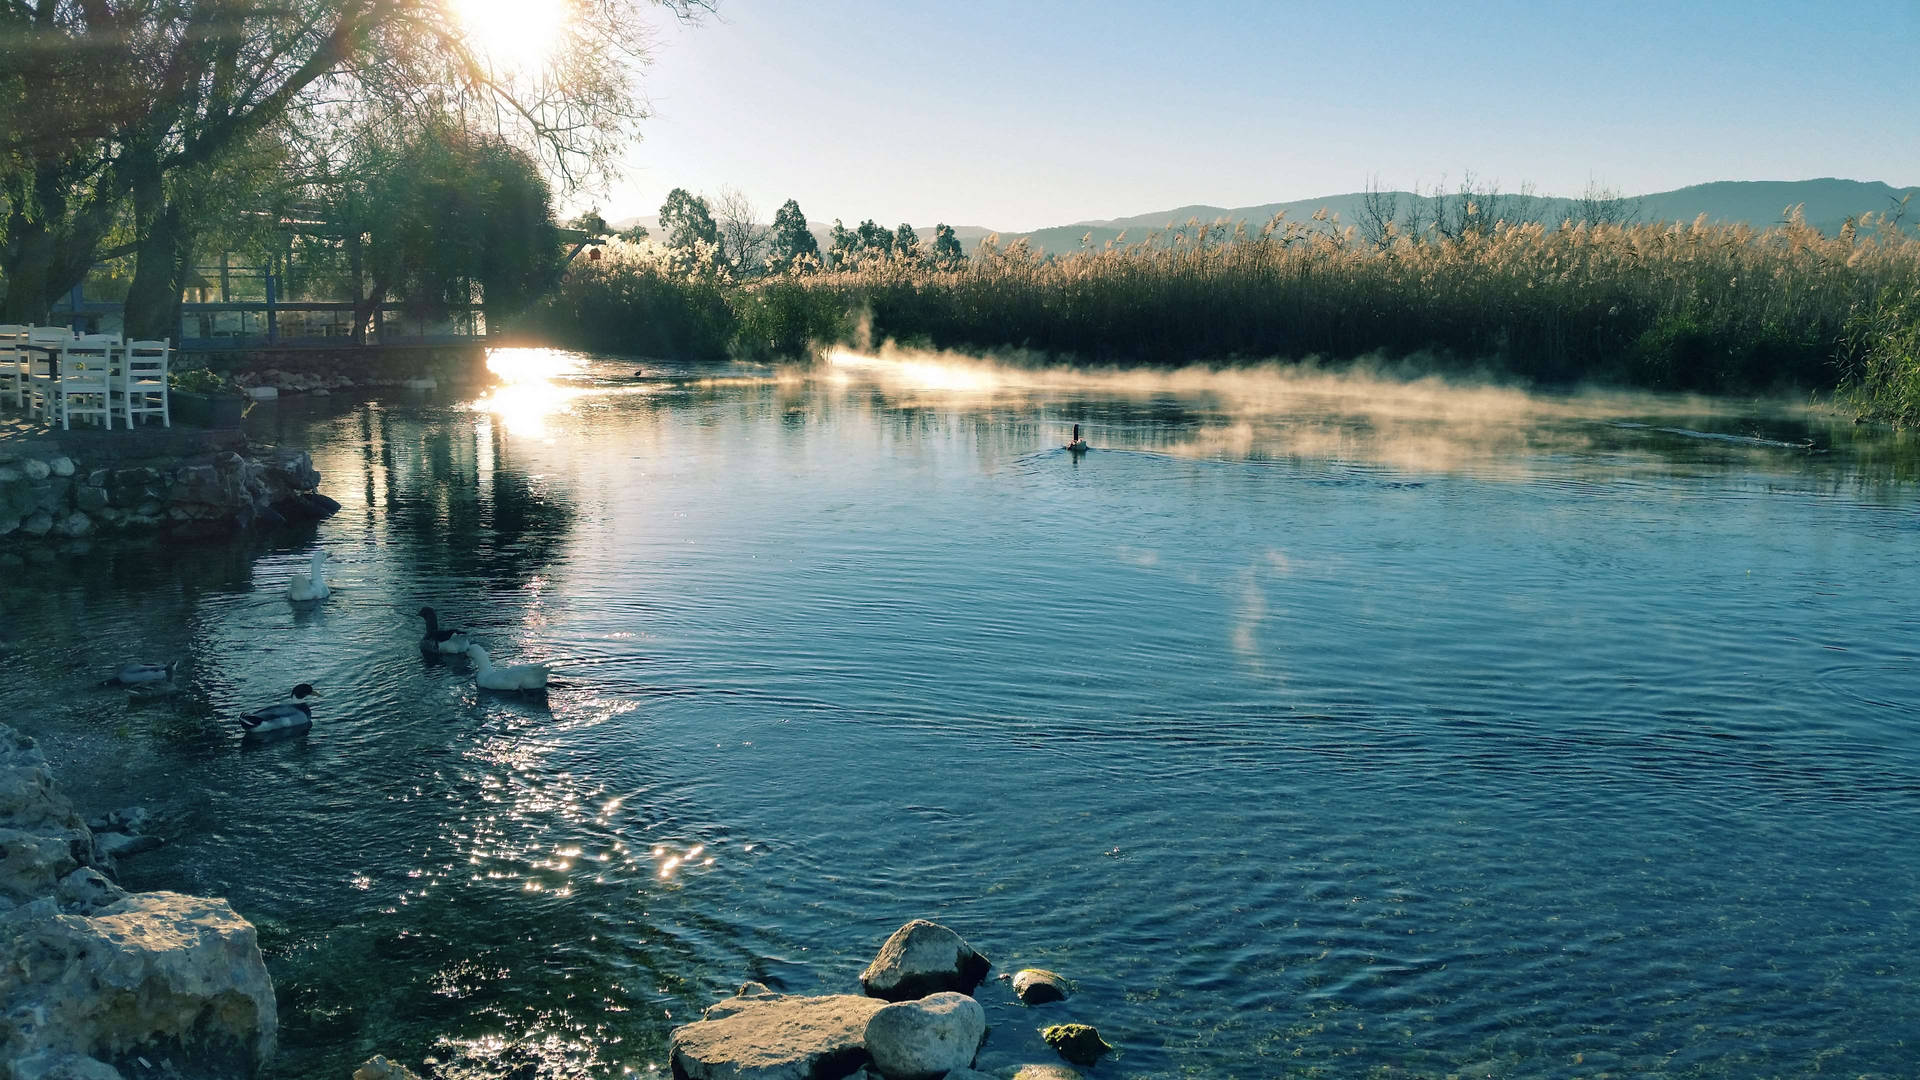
610,178,1917,258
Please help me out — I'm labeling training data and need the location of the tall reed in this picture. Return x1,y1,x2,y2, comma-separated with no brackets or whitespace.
525,212,1920,411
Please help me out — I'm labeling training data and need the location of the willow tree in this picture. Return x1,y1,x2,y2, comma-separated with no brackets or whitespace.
350,128,560,337
0,0,710,334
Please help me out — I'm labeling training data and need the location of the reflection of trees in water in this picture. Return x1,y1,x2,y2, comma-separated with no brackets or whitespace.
356,406,578,588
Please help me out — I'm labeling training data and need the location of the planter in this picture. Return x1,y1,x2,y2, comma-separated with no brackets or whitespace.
171,390,247,428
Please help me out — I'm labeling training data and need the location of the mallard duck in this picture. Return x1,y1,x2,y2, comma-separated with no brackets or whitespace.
418,606,471,654
467,645,551,691
103,661,178,687
237,683,319,737
1066,423,1090,452
287,549,330,602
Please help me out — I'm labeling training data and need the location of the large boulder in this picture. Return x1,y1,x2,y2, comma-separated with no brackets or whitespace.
0,726,93,906
7,1051,125,1080
668,983,886,1080
1009,969,1069,1006
1038,1025,1110,1067
862,992,985,1080
859,921,991,1002
0,892,278,1078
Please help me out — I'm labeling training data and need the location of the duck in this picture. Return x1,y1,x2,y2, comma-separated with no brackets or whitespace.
103,661,178,687
1066,423,1090,452
466,645,551,691
237,683,320,738
418,606,471,655
287,549,331,602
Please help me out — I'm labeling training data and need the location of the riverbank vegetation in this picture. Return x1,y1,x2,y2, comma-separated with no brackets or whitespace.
1,1,707,339
524,196,1920,421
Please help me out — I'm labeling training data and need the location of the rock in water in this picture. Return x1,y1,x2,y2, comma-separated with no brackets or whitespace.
862,992,986,1080
668,983,887,1080
859,920,992,1001
0,892,278,1078
1009,968,1070,1005
1040,1024,1111,1067
353,1056,426,1080
997,1066,1083,1080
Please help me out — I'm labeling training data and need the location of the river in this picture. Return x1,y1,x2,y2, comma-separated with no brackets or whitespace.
2,347,1916,1078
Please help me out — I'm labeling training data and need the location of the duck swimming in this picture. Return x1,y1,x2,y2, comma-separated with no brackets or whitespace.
237,683,320,738
1066,424,1089,452
467,645,551,691
103,661,178,687
418,607,471,655
287,549,330,602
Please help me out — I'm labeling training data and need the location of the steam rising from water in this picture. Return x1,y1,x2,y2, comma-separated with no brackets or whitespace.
823,343,1818,477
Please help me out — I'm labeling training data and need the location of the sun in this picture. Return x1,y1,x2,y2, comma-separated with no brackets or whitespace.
451,0,569,72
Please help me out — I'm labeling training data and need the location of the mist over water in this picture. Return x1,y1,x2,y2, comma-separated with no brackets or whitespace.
2,349,1917,1079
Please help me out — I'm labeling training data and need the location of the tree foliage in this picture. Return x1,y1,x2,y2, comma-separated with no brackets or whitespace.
659,187,723,266
0,0,710,330
769,199,819,272
932,223,963,269
357,129,559,332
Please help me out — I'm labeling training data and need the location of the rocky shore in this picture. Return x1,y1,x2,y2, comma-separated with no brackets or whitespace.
0,722,276,1080
201,345,489,399
0,439,335,542
665,919,1112,1080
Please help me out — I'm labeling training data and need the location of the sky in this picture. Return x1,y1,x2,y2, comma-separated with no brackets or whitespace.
582,0,1920,232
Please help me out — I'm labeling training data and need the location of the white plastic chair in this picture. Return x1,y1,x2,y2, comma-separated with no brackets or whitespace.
115,339,171,428
54,337,114,430
24,326,73,420
0,325,27,408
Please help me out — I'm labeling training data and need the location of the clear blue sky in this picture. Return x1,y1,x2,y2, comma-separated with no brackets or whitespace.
589,0,1919,231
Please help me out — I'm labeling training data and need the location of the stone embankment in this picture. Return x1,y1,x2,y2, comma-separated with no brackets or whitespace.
0,723,277,1080
0,439,334,542
200,345,489,398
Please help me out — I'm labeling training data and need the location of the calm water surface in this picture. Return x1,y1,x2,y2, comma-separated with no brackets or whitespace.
2,350,1917,1079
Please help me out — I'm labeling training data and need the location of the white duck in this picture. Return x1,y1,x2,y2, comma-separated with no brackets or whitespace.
237,683,320,737
104,661,178,687
418,606,471,655
287,549,331,602
467,645,551,691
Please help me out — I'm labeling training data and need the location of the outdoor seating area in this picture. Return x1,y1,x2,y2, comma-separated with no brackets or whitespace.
0,325,172,431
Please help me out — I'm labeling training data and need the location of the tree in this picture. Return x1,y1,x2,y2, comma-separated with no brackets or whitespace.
1572,178,1640,227
617,223,651,243
853,219,893,261
768,199,820,271
1357,175,1400,249
893,223,921,263
659,187,723,264
571,209,612,236
827,219,853,269
352,127,560,339
714,186,769,275
1,0,711,330
932,223,964,269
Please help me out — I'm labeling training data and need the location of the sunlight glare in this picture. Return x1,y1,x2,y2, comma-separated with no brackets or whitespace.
453,0,568,71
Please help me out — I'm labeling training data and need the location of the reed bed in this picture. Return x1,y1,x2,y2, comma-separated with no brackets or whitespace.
524,213,1920,417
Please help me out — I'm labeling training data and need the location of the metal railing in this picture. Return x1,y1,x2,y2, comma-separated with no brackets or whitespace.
48,299,490,349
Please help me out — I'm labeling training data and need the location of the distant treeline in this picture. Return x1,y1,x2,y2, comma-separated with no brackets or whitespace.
517,195,1920,424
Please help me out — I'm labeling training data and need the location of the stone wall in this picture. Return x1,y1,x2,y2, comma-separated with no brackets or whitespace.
192,345,490,396
0,723,277,1080
0,443,332,542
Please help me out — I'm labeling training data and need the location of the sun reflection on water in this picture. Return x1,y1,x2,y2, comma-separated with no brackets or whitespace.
472,348,590,437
